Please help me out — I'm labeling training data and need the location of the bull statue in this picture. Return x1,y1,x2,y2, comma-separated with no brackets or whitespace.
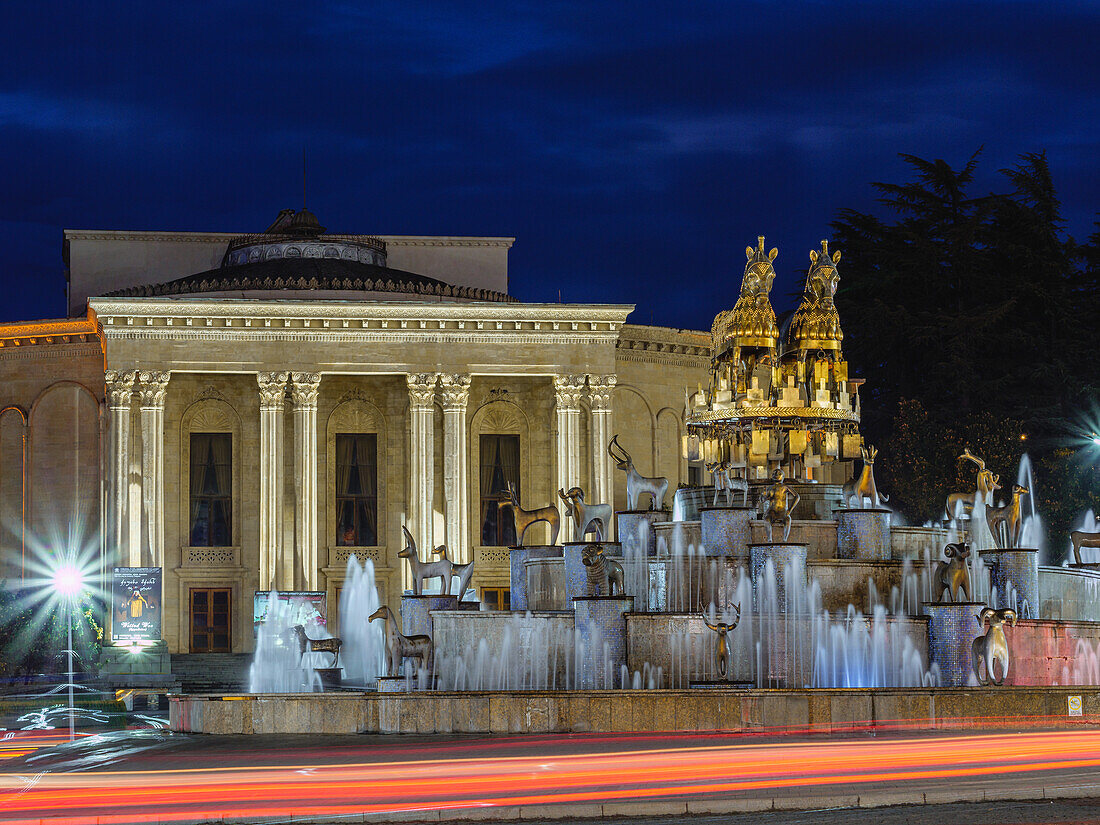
972,607,1017,686
608,435,669,511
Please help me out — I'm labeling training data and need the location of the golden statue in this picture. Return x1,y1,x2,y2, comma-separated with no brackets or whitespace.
760,468,800,541
702,603,741,678
840,444,889,508
721,236,779,393
933,542,972,602
986,484,1029,549
789,240,843,352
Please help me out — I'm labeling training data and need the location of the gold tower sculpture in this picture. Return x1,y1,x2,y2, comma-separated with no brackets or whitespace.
789,240,843,352
711,236,780,396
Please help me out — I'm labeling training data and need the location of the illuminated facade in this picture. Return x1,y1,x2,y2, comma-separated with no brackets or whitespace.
0,211,710,654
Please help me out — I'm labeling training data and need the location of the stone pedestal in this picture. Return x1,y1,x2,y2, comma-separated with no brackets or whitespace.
836,508,891,560
749,543,809,614
673,486,710,522
923,601,985,687
700,507,754,558
509,545,561,611
563,541,621,603
377,675,408,693
400,594,457,638
617,510,669,559
572,595,634,689
980,548,1039,618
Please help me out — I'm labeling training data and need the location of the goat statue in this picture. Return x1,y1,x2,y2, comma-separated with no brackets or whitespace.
933,542,973,602
705,460,749,507
580,543,624,596
498,481,560,546
986,484,1029,549
399,525,453,596
558,487,611,540
368,605,433,677
841,444,889,508
972,607,1017,686
608,435,669,511
702,603,741,678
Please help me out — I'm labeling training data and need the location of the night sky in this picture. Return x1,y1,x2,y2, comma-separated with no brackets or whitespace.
2,1,1097,331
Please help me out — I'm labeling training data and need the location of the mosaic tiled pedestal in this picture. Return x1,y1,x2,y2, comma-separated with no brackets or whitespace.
617,510,669,559
400,594,457,638
836,508,891,560
980,548,1039,618
509,545,561,611
700,506,754,558
563,541,622,603
572,595,634,689
749,543,809,614
923,601,985,687
377,676,408,693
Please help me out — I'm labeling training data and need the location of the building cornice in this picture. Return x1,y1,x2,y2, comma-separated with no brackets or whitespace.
0,315,101,351
64,230,515,249
616,323,711,367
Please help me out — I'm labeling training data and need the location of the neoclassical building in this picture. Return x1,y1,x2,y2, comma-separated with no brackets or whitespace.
0,210,710,655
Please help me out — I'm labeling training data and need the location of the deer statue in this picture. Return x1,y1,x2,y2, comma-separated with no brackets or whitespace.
558,487,612,540
431,545,475,600
986,484,1029,549
498,481,560,546
368,605,433,677
399,525,453,596
608,435,669,511
705,460,749,507
840,444,889,508
945,448,1001,520
972,607,1017,686
1070,530,1100,565
702,603,741,678
933,542,973,602
580,543,624,596
290,625,341,668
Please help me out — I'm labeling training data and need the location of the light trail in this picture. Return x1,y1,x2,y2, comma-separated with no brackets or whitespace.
1,729,1099,824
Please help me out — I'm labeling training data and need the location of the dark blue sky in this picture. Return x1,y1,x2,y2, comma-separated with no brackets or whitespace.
2,1,1097,330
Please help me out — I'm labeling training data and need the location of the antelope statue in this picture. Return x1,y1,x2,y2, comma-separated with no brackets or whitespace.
972,607,1017,686
933,542,972,602
580,543,624,596
608,435,669,511
498,481,560,546
702,603,741,678
399,525,453,595
705,460,748,507
290,625,341,668
558,487,611,540
945,448,1001,520
1070,530,1100,565
841,444,889,508
431,545,475,600
368,605,433,677
986,484,1029,549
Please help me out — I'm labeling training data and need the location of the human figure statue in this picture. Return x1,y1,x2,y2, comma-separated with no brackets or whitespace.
761,468,800,542
702,604,741,678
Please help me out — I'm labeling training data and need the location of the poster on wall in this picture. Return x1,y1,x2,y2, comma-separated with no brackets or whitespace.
112,567,162,642
253,591,327,635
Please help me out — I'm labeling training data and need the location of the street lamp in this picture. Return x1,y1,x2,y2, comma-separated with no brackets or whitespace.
52,564,83,742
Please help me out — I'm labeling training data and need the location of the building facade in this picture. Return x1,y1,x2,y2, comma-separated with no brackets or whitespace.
0,211,710,654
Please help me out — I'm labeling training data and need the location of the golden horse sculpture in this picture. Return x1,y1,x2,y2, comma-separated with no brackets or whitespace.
841,444,889,508
702,603,741,679
760,469,800,542
945,448,1000,519
1069,530,1100,565
933,542,973,602
499,481,560,546
986,484,1029,549
368,605,433,677
972,607,1017,686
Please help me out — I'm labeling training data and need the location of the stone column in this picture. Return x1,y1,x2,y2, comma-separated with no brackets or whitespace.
406,373,438,560
258,372,289,590
553,375,586,541
439,374,472,565
588,374,616,538
105,370,137,567
291,372,321,590
138,371,170,568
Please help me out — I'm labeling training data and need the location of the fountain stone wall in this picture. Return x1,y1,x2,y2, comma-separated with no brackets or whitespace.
509,545,561,611
836,508,891,560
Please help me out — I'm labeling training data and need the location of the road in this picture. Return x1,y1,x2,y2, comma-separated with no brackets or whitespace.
2,728,1100,824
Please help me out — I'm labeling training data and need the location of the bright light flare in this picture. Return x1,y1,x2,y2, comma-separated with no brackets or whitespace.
51,565,83,598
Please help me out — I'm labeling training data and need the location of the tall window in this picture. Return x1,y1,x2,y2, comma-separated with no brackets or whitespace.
190,433,232,547
336,434,377,546
480,434,519,546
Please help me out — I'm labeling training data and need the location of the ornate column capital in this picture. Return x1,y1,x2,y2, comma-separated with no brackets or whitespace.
258,371,290,410
587,374,617,411
137,370,171,409
438,373,472,410
290,372,321,408
553,374,586,410
406,372,439,409
105,370,137,408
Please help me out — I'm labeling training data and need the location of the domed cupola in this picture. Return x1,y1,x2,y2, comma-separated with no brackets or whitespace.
222,208,388,268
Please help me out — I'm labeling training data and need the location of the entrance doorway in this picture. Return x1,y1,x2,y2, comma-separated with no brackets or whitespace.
190,588,231,653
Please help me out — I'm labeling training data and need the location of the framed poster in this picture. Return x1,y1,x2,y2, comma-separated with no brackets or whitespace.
112,567,162,642
253,591,327,635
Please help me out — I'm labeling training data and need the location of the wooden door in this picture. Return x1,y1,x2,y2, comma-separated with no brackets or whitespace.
190,588,231,653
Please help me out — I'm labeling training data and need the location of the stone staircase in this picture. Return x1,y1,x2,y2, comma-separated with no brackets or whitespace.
170,653,252,694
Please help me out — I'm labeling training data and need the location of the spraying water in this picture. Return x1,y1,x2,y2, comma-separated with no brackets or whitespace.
338,556,385,687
